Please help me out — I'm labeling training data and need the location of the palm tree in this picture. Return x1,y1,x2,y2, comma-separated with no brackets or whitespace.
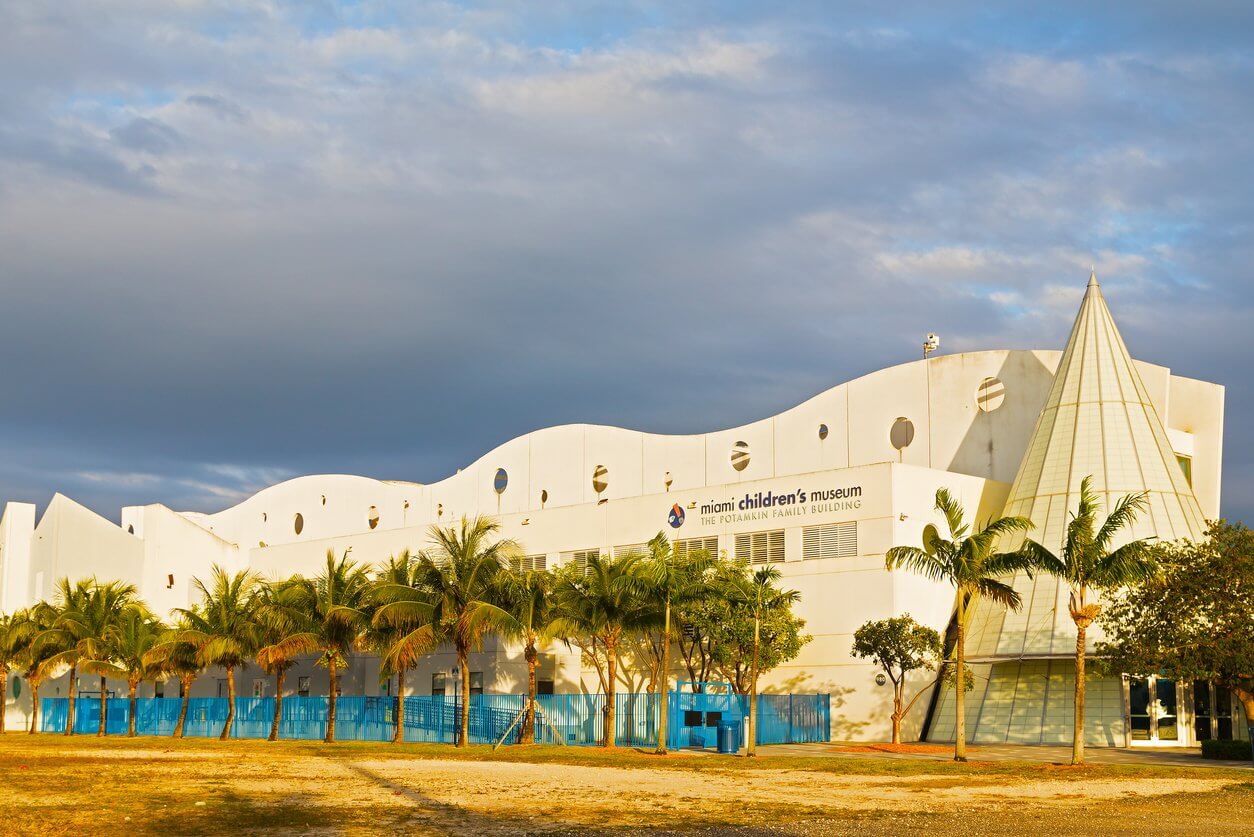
1022,476,1155,765
0,611,29,735
15,607,58,734
367,551,424,744
553,551,652,748
722,563,800,757
638,533,714,754
40,578,143,737
376,516,519,748
148,617,203,738
493,564,559,745
34,579,91,735
98,609,165,736
885,488,1041,762
257,550,372,743
173,567,264,740
254,583,309,742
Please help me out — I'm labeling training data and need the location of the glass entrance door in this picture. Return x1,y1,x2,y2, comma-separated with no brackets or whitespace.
1127,676,1182,745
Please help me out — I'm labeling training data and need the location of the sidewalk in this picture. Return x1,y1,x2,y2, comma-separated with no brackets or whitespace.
756,741,1253,769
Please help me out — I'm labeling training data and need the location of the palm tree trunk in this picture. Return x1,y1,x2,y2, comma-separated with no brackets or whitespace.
603,634,619,749
174,674,191,738
220,666,236,740
29,677,41,734
128,679,139,737
655,598,671,754
98,675,108,737
747,614,760,757
522,641,537,745
0,670,6,735
954,594,967,762
457,642,471,748
325,659,338,743
392,666,405,744
64,664,76,736
1073,622,1087,765
269,669,285,742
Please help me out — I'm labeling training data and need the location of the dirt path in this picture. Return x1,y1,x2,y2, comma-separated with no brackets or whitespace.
1,737,1251,835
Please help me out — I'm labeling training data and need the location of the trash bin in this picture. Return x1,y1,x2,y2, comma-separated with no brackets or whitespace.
716,721,740,754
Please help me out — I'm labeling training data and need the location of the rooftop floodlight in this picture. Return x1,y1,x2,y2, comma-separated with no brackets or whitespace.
923,333,940,358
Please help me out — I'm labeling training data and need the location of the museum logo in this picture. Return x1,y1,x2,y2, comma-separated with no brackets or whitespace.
668,503,685,528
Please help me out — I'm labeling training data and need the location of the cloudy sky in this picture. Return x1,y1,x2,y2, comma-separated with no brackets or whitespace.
1,1,1251,522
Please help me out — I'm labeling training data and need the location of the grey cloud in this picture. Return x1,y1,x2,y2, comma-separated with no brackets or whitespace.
110,116,182,154
0,2,1250,524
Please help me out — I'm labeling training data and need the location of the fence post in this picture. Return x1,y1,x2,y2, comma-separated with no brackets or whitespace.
788,694,794,744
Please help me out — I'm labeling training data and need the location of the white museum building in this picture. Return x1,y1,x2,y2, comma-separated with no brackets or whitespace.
0,274,1243,746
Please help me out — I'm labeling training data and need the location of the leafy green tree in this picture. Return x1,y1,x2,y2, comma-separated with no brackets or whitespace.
259,550,372,743
1022,476,1156,765
1098,520,1254,764
493,564,559,745
679,561,808,699
554,551,653,748
885,488,1041,761
173,567,264,740
851,615,943,744
719,562,803,757
638,533,714,754
98,609,166,736
376,517,518,748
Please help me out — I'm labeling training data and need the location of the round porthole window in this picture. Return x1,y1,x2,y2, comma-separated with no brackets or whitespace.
494,468,509,494
731,441,750,472
293,513,304,535
818,423,829,441
922,523,941,555
890,418,915,451
592,465,609,494
368,506,380,530
977,377,1006,413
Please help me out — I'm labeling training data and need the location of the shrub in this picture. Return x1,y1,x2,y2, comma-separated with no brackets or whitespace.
1201,739,1252,761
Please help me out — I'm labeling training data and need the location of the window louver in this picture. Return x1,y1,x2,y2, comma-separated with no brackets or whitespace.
735,530,785,565
802,522,857,560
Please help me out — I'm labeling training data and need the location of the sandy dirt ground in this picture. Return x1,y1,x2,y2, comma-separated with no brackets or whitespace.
2,737,1252,835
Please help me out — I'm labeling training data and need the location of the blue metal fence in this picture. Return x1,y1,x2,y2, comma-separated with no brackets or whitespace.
39,691,829,747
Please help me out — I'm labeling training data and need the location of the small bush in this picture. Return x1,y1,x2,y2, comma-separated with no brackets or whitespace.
1201,739,1252,761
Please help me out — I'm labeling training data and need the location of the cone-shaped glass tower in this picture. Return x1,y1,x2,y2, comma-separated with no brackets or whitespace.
932,273,1208,745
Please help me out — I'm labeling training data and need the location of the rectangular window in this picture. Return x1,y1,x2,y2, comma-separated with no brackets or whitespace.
216,679,228,698
563,549,600,575
1176,454,1193,487
252,679,266,699
674,536,719,560
431,673,447,697
297,676,311,698
735,530,786,565
537,653,556,695
509,554,548,572
802,522,858,560
469,671,484,696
